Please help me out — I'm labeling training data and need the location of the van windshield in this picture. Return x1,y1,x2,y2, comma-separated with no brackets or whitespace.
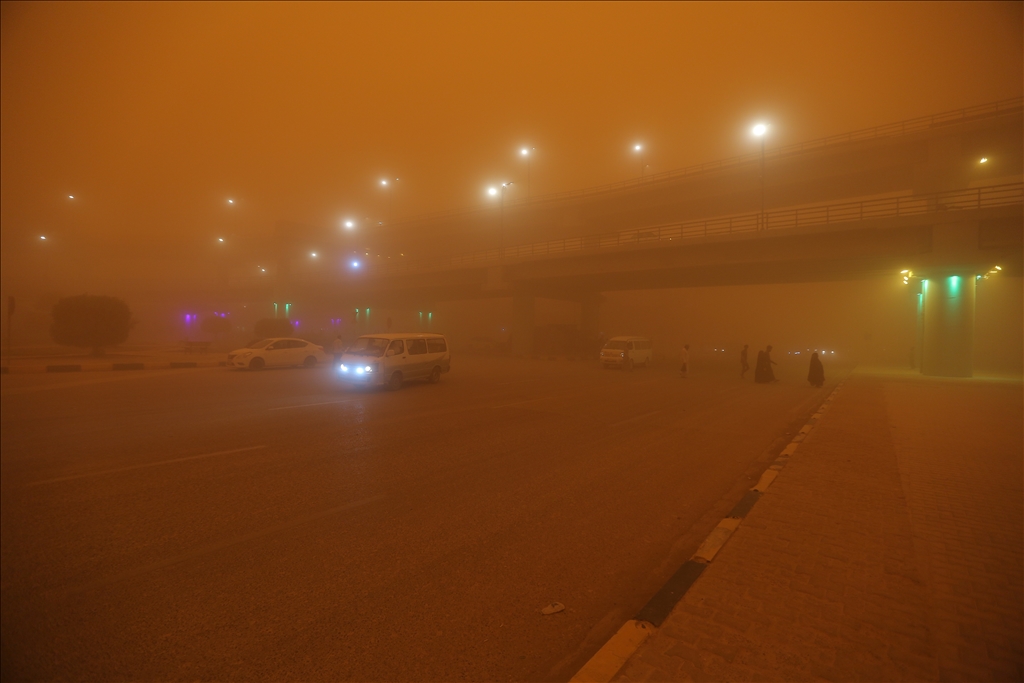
604,341,628,350
347,337,389,357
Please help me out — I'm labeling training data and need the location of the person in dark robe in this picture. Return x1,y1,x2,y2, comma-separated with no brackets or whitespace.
808,352,825,387
754,350,768,383
756,345,778,383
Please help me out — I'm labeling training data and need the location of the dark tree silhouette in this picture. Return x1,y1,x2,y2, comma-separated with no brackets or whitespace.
253,318,294,339
200,315,231,337
50,295,134,355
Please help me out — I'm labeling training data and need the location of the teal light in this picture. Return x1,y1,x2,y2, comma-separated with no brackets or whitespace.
428,312,432,321
273,302,278,318
948,276,959,295
285,303,292,318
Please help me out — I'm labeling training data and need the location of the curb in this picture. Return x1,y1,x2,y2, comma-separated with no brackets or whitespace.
570,381,846,683
2,361,227,375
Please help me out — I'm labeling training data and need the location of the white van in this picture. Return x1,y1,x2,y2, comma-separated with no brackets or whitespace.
600,336,653,370
337,333,451,390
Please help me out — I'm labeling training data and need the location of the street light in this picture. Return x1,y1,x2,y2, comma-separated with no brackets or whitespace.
633,144,644,180
227,199,234,204
520,147,535,197
343,220,355,230
752,123,769,229
380,178,399,223
488,183,514,258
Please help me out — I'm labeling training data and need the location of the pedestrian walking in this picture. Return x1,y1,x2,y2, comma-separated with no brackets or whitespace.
807,352,825,387
679,343,690,378
740,344,749,379
332,334,345,364
755,345,778,383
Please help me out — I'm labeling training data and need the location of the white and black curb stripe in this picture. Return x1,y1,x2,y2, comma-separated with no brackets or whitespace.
570,382,845,683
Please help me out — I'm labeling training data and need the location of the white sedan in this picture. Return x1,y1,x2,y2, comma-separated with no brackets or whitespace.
227,338,329,370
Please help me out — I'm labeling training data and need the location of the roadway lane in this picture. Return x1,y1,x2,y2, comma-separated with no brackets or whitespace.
1,356,839,680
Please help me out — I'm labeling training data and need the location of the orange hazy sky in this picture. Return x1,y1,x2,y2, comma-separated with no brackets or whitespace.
2,1,1021,254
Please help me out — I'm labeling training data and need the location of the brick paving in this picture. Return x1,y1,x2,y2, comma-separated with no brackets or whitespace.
613,373,1023,682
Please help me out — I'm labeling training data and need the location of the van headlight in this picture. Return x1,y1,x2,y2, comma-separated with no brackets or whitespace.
364,365,373,373
339,364,348,372
620,352,625,358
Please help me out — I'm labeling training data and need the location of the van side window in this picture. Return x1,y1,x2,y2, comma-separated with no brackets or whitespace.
427,338,447,353
389,340,405,355
407,339,428,355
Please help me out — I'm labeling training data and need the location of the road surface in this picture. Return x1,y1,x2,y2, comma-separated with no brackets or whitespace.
1,355,838,680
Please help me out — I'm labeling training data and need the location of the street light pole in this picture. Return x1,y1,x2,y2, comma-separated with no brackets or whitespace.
752,123,768,230
760,137,765,228
521,148,534,198
501,182,514,258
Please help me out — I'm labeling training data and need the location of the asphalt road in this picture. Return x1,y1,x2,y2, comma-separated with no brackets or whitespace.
1,355,839,681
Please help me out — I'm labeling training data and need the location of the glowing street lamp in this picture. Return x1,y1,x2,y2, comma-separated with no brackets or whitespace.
343,220,355,230
380,178,400,223
227,199,235,204
310,252,318,258
980,157,988,164
751,123,769,229
633,144,645,180
68,195,74,200
520,147,535,197
488,182,514,258
39,235,47,240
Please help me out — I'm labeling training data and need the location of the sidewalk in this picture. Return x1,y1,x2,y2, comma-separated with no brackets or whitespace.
612,372,1023,682
1,348,227,373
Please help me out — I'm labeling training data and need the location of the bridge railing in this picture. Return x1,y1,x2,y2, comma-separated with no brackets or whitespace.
374,183,1023,275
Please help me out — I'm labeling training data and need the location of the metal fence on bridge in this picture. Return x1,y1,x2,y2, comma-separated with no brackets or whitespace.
374,183,1023,275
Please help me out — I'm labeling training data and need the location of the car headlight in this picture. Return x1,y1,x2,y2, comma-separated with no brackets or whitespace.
356,367,364,374
239,351,252,358
620,352,625,358
339,364,348,372
364,365,373,373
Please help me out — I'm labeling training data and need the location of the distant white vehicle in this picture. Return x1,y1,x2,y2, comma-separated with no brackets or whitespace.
227,338,329,370
337,333,450,390
600,336,653,371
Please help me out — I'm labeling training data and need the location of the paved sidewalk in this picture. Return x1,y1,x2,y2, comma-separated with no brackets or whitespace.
613,373,1023,682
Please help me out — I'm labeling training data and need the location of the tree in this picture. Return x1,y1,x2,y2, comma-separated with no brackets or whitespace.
200,315,231,337
50,295,134,355
253,318,294,339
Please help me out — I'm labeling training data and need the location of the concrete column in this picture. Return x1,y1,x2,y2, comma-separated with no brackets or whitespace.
921,275,975,377
511,293,535,357
580,294,601,340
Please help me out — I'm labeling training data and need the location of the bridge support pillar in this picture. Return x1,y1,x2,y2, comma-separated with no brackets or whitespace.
581,294,601,342
921,275,975,377
511,293,535,357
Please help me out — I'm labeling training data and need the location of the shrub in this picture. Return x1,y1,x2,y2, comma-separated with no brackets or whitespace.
50,295,134,354
200,315,232,337
253,318,294,339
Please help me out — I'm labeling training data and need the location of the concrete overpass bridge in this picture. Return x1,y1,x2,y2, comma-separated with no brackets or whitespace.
266,99,1023,377
337,183,1022,377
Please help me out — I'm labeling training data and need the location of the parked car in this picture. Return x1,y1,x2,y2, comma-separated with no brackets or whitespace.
337,333,450,390
227,338,329,370
600,336,653,370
